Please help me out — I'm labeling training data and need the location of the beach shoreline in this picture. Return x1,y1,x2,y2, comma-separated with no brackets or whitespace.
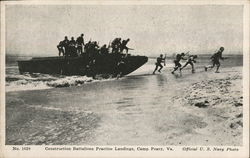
6,66,243,145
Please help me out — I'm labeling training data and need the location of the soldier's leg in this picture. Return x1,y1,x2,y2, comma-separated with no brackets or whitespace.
57,46,60,56
80,46,83,54
205,60,215,71
153,65,159,74
120,47,124,54
178,63,182,71
215,61,221,73
125,47,129,55
158,64,163,72
59,50,61,56
181,62,189,70
65,47,69,56
61,48,65,56
190,62,195,73
172,62,179,73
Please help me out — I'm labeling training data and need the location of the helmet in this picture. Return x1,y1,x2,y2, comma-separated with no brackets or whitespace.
181,53,185,56
220,47,224,51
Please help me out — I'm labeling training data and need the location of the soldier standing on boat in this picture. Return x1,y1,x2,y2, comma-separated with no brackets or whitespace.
90,41,99,53
205,47,225,73
69,37,77,57
57,41,64,56
100,44,109,55
87,41,99,59
62,36,70,57
76,33,84,55
153,54,166,74
171,53,185,74
84,40,91,54
111,38,121,53
120,38,130,54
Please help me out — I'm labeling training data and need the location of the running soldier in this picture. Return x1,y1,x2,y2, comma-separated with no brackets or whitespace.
180,55,198,73
205,47,225,73
171,53,185,74
153,54,166,74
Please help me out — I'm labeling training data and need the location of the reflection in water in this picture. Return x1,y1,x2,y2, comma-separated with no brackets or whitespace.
173,72,182,78
121,75,150,90
156,74,167,87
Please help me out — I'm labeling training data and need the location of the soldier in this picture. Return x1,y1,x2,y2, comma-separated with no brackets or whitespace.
120,38,130,54
111,38,121,53
117,57,127,79
76,33,84,55
153,54,166,74
69,37,77,57
205,47,225,73
57,41,64,56
171,53,185,74
100,44,109,55
88,41,99,58
84,41,91,54
180,55,198,73
62,36,70,57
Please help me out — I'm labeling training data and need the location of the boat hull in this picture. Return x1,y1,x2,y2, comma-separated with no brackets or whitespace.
18,54,148,77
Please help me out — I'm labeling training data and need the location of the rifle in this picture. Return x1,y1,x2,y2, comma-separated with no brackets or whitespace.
128,48,134,50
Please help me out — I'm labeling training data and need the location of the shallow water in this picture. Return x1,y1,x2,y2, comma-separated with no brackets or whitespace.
6,65,243,145
5,53,243,145
5,54,243,92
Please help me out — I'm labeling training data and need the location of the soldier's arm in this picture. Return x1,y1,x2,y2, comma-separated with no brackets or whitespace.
182,56,188,60
220,53,225,60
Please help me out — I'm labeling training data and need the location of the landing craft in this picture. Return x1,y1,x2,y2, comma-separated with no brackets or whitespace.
18,53,148,78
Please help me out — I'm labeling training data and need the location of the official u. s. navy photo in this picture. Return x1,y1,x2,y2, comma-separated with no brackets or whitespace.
3,1,247,150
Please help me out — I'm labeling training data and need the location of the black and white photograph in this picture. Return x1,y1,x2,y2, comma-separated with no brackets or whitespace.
1,0,249,157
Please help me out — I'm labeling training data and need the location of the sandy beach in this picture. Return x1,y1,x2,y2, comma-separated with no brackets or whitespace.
6,65,243,145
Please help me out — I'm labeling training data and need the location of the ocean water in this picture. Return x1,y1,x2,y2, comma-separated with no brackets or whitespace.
5,54,243,145
5,54,243,92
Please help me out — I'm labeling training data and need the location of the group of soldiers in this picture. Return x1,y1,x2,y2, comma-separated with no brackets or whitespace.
110,38,132,53
57,34,132,57
57,34,85,57
153,47,225,74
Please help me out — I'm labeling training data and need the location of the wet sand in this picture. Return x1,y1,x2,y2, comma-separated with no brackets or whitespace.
6,66,243,145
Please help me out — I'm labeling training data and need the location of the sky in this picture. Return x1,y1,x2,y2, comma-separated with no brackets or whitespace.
5,4,243,57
